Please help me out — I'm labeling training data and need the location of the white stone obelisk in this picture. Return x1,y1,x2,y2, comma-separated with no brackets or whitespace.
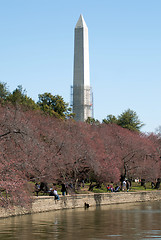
73,14,92,121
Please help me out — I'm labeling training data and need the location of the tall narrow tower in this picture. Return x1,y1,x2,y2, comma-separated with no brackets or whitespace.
72,14,92,121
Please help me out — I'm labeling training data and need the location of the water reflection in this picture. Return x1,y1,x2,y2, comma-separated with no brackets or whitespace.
0,201,161,239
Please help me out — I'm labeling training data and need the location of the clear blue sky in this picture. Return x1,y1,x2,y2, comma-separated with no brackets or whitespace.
0,0,161,132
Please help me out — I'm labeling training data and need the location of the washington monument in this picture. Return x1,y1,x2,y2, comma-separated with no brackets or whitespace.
72,14,93,121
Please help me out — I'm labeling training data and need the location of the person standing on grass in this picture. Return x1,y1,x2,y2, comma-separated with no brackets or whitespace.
61,183,67,196
126,180,130,192
122,180,126,191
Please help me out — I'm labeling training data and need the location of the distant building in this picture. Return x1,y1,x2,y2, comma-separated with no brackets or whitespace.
71,15,93,121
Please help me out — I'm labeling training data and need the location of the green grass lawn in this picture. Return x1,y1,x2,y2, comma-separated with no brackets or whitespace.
88,181,161,193
30,181,161,196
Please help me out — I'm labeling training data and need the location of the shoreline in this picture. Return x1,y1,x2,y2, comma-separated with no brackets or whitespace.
1,191,161,218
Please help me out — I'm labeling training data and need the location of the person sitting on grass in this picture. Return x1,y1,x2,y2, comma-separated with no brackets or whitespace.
110,185,114,192
114,185,120,192
107,184,114,192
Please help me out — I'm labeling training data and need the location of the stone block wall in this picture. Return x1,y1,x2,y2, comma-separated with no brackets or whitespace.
1,191,161,218
32,191,161,212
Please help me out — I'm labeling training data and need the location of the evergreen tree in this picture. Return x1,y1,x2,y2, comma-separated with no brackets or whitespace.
102,114,117,124
37,92,74,119
7,85,38,109
117,109,144,132
103,109,144,132
86,117,100,125
0,82,10,101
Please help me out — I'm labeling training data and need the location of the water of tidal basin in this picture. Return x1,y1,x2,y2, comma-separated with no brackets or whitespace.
1,201,161,240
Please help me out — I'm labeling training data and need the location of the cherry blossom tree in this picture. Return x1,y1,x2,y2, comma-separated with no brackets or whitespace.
0,103,160,208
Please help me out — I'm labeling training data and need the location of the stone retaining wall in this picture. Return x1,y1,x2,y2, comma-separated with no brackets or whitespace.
1,191,161,218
